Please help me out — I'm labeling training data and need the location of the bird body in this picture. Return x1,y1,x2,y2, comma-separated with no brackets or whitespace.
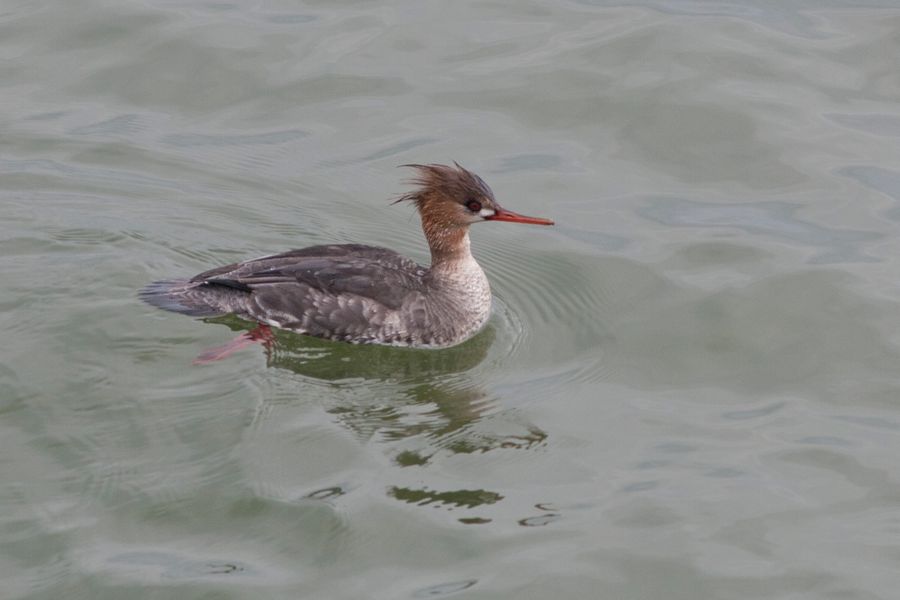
141,164,553,348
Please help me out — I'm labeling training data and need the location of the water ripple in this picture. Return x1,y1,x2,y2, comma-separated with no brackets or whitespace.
827,113,900,138
162,129,308,147
837,165,900,222
638,196,881,264
413,579,478,598
104,550,255,581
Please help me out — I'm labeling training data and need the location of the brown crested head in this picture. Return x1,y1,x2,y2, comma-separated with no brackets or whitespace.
395,163,553,263
395,162,554,228
396,163,497,227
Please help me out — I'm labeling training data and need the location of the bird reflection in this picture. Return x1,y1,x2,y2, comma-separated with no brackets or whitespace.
203,316,547,514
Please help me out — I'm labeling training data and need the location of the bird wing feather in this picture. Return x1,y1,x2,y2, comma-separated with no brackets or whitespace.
192,244,426,312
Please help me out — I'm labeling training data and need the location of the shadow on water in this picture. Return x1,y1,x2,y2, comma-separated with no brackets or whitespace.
204,316,547,516
203,314,494,382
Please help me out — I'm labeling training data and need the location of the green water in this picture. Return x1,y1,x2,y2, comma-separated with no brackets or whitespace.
4,1,900,598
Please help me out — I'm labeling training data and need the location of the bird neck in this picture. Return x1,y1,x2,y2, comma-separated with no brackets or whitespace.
424,221,474,267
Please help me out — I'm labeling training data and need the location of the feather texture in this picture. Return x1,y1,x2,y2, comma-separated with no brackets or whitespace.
139,164,550,348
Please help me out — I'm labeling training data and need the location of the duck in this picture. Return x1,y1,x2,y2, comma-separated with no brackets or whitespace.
140,163,553,348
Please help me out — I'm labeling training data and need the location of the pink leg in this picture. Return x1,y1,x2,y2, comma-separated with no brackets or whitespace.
193,324,275,365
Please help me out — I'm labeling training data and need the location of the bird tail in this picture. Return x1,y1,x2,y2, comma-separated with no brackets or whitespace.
139,279,227,317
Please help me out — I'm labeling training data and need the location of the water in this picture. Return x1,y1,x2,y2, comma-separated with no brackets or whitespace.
3,1,900,598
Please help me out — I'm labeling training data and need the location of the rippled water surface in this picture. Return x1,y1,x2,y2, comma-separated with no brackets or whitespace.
4,1,900,598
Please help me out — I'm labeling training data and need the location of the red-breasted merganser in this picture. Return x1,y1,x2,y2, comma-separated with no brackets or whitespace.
140,163,553,348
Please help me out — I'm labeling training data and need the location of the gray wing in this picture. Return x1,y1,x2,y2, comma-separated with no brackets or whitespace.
194,244,429,341
194,244,426,309
191,245,418,282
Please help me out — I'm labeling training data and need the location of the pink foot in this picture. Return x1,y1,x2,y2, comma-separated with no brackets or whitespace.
193,324,275,365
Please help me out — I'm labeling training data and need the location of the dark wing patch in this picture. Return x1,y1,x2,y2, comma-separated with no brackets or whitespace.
236,261,421,311
189,245,403,282
191,244,426,311
203,278,253,293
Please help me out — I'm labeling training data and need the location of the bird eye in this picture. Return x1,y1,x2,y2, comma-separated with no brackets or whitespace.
466,199,482,212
